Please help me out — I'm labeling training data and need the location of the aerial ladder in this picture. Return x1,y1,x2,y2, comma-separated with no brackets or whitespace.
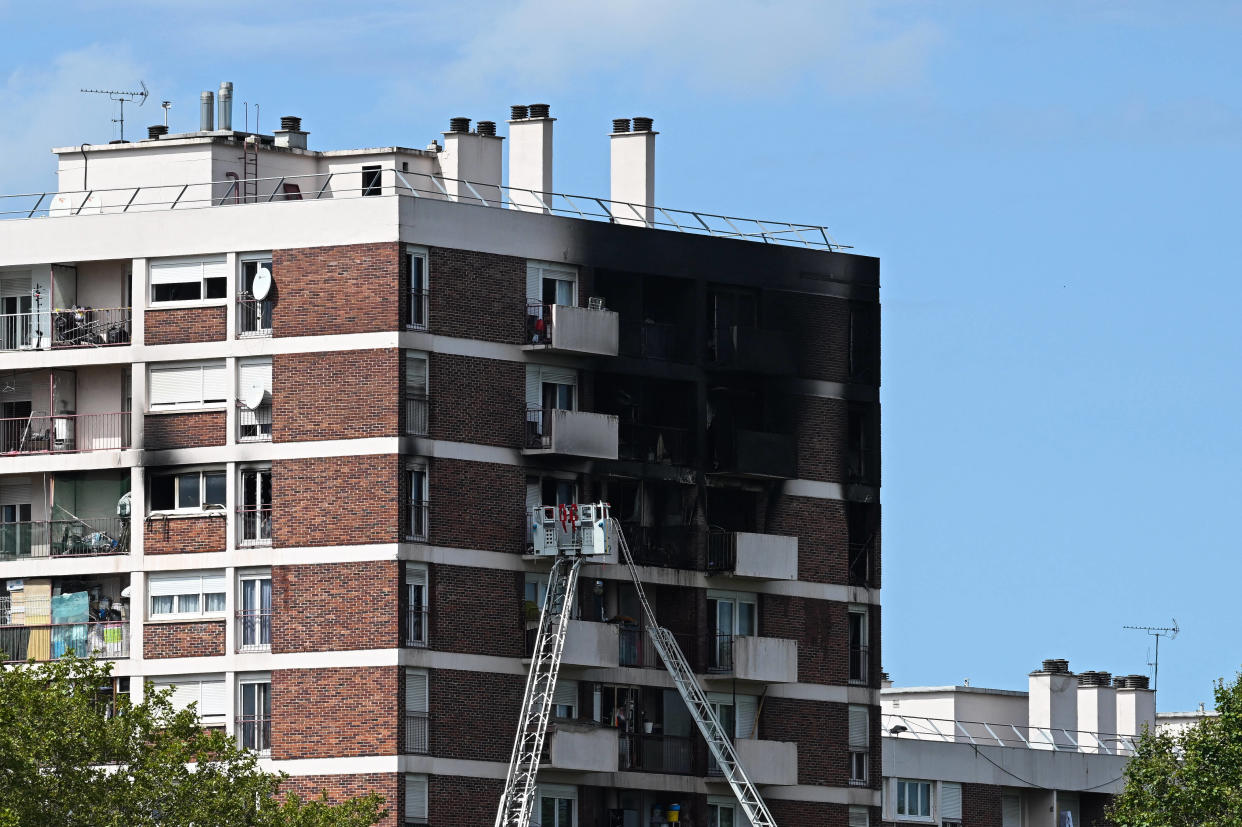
496,504,778,827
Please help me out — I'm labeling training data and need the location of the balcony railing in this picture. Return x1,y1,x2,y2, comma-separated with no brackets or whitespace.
0,517,128,561
235,716,271,754
618,732,694,774
848,539,875,587
0,308,132,351
1,311,34,350
880,713,1141,757
0,411,131,454
406,501,429,542
404,394,429,436
523,407,619,459
405,711,429,754
404,288,428,330
236,296,272,337
709,633,735,673
850,645,869,685
620,523,703,570
405,607,428,648
0,621,130,663
237,405,272,442
525,302,620,355
236,610,271,652
619,422,689,465
618,626,695,669
707,530,736,573
237,506,272,546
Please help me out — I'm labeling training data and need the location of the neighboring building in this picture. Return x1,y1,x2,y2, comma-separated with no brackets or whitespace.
1156,705,1218,740
0,85,882,827
881,661,1155,827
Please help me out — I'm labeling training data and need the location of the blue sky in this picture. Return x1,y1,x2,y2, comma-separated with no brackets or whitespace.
2,1,1239,711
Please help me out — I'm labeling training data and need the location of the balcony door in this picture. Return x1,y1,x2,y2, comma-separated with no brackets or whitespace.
239,575,271,650
709,592,757,670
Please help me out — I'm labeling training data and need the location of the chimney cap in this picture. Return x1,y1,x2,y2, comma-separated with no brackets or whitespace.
632,116,654,132
449,117,471,133
612,118,631,134
1038,658,1072,674
147,124,169,139
477,120,497,137
279,115,303,132
528,103,551,119
510,104,529,120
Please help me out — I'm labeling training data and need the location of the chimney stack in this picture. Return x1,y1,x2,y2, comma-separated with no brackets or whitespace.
147,125,168,140
218,82,233,131
610,115,656,226
1077,671,1116,753
1115,675,1156,741
1029,658,1077,750
440,116,503,205
508,103,554,213
200,91,215,131
274,115,308,150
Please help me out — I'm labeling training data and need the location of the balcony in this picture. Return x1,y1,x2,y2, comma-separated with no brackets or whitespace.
544,723,619,772
405,710,429,754
236,506,272,547
523,408,619,460
708,326,794,374
562,620,620,668
236,610,271,653
525,303,620,357
1,307,132,351
237,405,272,442
708,634,798,683
236,716,271,754
619,731,694,774
712,428,796,479
619,422,690,466
237,297,272,337
404,394,429,436
0,411,131,455
0,620,130,663
707,530,798,581
620,321,693,362
710,739,798,786
0,517,128,561
620,523,703,570
619,626,696,669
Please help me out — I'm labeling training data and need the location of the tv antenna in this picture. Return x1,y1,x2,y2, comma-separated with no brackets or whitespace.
1123,619,1179,692
80,81,149,142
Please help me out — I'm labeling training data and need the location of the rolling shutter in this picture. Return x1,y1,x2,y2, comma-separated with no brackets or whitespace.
406,353,428,396
238,358,272,395
201,363,227,403
736,694,758,739
0,276,30,299
149,572,206,597
149,365,204,406
1001,796,1021,827
405,774,428,821
0,478,31,505
847,806,869,827
405,670,428,713
150,258,227,284
199,678,227,718
151,676,226,719
942,782,962,820
201,571,226,594
848,705,869,749
4,372,31,401
526,480,541,513
553,679,578,711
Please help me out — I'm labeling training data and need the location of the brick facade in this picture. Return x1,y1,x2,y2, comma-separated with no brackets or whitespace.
142,514,227,554
765,494,850,585
768,800,856,827
429,564,524,657
428,353,524,447
760,697,881,789
427,247,526,344
961,782,1005,826
428,668,524,761
767,290,852,383
143,619,225,659
271,561,400,652
272,349,399,442
143,411,226,450
144,305,227,345
272,455,400,547
794,396,847,483
279,773,399,827
430,776,505,827
427,459,526,554
271,666,398,759
272,243,402,337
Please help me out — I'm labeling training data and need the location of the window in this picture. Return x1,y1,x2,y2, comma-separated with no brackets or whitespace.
362,165,382,197
848,806,870,827
708,590,757,671
524,573,548,620
238,258,273,336
406,465,427,541
237,571,271,651
148,361,227,410
149,571,226,618
525,366,578,449
405,565,427,647
537,785,576,827
150,257,227,303
404,669,429,753
404,352,428,435
941,782,962,825
849,607,868,684
849,705,869,785
404,774,428,826
527,263,577,307
238,358,272,440
149,469,226,512
237,678,271,753
553,679,577,719
895,780,932,820
708,799,742,827
238,467,272,545
405,247,428,329
148,674,226,728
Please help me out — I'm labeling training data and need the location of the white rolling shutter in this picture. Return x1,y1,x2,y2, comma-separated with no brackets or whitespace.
526,264,542,303
149,365,204,406
848,806,869,827
151,676,226,720
553,679,578,711
735,694,758,739
848,705,869,749
526,480,541,512
406,353,428,396
201,363,227,403
405,669,428,713
153,680,201,713
0,478,31,505
238,358,272,395
540,366,577,388
1001,796,1021,827
941,782,962,820
405,565,427,588
525,367,541,409
200,571,226,594
149,572,205,597
404,774,428,822
0,276,30,299
199,678,227,719
150,258,227,284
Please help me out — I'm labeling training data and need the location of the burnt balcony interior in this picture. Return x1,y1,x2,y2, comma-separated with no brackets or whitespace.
1,471,130,561
1,367,132,455
707,382,795,478
595,374,696,466
0,573,130,662
0,261,132,351
597,271,696,363
847,502,880,588
847,402,880,486
706,285,792,373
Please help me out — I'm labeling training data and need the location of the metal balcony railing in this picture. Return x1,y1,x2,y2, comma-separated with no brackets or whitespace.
618,627,695,669
618,732,694,774
880,713,1142,757
620,523,703,570
850,645,869,685
405,711,429,754
524,407,552,450
848,539,875,587
0,620,130,663
709,633,735,673
236,610,272,652
237,296,272,337
405,607,428,648
235,716,271,754
53,307,132,347
403,288,429,330
706,530,737,573
0,517,128,561
237,506,272,546
406,501,429,542
237,405,272,441
404,394,429,436
0,411,131,454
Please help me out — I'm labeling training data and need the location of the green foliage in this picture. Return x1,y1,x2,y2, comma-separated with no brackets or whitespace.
1108,670,1242,827
0,655,385,827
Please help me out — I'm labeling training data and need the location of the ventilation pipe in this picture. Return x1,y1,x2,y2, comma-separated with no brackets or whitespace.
218,82,233,131
1029,659,1077,751
200,91,215,131
610,115,656,227
440,116,503,205
1077,671,1116,753
1115,675,1156,741
508,103,554,213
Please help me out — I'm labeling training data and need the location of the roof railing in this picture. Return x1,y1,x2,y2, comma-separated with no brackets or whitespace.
881,712,1141,757
0,168,848,251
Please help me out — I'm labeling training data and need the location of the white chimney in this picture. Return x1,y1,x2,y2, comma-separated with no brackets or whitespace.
1029,659,1077,750
507,104,554,212
1076,671,1116,753
439,117,503,206
610,116,656,227
1115,675,1156,742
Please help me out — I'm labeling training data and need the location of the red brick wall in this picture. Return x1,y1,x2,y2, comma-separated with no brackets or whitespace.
428,247,526,344
765,494,849,585
273,349,399,442
272,561,400,652
761,594,846,685
430,564,524,657
962,783,1005,826
144,411,226,450
428,459,526,554
143,620,225,658
769,800,853,827
279,773,398,827
271,666,398,759
272,455,400,547
428,668,524,761
144,305,227,345
272,243,401,337
430,776,504,827
794,396,847,483
767,291,851,382
428,353,524,447
143,514,227,554
760,698,881,788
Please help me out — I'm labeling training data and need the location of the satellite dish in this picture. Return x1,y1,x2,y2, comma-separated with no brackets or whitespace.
252,265,273,300
240,380,269,411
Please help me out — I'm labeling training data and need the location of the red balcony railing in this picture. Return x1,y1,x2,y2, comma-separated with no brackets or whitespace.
0,621,129,663
0,411,130,454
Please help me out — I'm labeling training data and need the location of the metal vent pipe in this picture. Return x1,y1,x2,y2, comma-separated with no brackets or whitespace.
218,82,233,130
200,91,215,131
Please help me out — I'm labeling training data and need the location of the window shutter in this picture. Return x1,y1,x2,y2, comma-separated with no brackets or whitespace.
553,679,577,710
5,372,31,401
149,572,204,597
1001,796,1021,827
405,670,428,713
848,705,869,748
149,365,204,406
526,480,541,513
735,694,758,739
848,806,869,827
0,478,31,505
201,363,227,402
405,565,427,588
200,259,228,283
150,260,206,285
0,277,29,299
200,572,227,594
526,264,542,303
540,366,577,388
238,358,272,394
941,783,962,820
199,679,227,718
406,353,428,396
404,774,428,821
151,679,201,713
525,367,541,409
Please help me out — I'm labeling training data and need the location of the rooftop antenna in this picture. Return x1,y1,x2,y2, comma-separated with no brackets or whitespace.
1124,619,1179,693
161,100,172,128
80,81,149,142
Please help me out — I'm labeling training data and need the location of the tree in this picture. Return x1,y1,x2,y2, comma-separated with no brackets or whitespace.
0,654,385,827
1108,670,1242,827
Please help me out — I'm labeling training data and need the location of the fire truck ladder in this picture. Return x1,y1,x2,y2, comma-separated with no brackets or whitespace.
494,554,582,827
611,517,779,827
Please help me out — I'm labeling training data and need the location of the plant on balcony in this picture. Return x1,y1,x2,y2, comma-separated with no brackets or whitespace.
0,654,385,826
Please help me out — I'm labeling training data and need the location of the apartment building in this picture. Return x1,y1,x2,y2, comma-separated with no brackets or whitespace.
881,661,1156,827
0,86,882,827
